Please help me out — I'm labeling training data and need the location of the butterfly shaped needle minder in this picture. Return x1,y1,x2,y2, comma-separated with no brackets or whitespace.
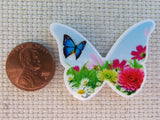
50,20,155,100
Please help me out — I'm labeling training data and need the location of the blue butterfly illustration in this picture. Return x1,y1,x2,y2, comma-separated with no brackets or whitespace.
63,34,86,59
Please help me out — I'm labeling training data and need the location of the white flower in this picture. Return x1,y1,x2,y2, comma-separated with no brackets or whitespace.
85,86,94,93
96,82,102,87
81,78,89,86
77,89,86,94
67,75,74,81
77,86,94,99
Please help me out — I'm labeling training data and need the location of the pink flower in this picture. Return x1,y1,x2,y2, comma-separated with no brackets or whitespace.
109,59,128,71
73,66,80,72
86,53,103,70
131,45,146,61
145,28,149,37
118,67,144,91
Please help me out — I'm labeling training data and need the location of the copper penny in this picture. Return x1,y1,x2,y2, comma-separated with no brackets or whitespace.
6,42,55,91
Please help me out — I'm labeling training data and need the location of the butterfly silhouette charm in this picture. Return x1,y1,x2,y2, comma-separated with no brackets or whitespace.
50,20,155,100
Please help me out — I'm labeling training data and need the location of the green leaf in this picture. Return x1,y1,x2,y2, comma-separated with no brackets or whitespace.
109,61,113,69
67,67,75,75
66,65,103,89
97,62,103,71
105,61,109,69
65,62,71,66
127,60,134,68
101,60,109,70
116,85,121,91
123,90,135,95
133,59,143,69
128,59,143,69
81,62,88,70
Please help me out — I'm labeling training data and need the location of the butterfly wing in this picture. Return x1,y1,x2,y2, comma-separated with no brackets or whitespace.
106,20,155,61
63,46,75,58
50,23,102,68
50,23,104,100
104,20,155,97
63,34,75,58
75,41,86,59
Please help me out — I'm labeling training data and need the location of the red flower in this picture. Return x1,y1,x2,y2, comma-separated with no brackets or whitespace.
73,66,80,72
109,59,128,71
118,67,144,91
131,45,146,61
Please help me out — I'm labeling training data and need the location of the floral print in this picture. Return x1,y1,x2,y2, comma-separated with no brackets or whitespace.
118,67,144,91
86,53,103,70
131,45,146,60
98,69,118,83
109,59,128,71
66,45,146,98
73,66,80,72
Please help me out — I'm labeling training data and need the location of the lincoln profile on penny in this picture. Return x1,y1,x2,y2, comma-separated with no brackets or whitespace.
18,47,44,88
